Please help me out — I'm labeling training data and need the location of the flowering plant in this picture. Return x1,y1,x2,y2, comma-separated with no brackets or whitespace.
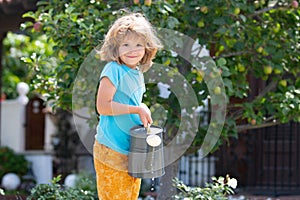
173,175,237,200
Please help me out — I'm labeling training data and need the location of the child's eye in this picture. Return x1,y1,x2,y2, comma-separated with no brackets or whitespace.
122,43,129,47
137,44,144,47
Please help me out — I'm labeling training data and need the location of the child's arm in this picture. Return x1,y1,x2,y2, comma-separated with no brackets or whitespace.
96,77,152,127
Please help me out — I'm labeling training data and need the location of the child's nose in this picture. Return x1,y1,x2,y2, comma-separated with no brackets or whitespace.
128,47,140,53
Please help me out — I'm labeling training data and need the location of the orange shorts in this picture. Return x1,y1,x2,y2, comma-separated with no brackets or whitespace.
93,141,141,200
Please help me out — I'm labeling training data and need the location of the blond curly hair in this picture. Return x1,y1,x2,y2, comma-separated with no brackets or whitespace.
98,13,162,72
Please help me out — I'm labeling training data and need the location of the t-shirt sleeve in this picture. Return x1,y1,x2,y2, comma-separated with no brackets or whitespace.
100,62,119,88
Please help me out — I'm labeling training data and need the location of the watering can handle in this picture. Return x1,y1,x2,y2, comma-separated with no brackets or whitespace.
147,123,151,133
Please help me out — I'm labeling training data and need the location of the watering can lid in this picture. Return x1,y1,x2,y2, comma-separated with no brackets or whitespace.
130,125,163,136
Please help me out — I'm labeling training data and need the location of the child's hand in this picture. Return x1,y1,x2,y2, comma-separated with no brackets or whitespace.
138,103,153,127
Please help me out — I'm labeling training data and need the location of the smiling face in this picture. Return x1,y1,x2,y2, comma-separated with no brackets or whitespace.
118,33,146,69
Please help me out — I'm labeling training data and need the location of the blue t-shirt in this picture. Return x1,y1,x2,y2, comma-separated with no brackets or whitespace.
96,61,145,155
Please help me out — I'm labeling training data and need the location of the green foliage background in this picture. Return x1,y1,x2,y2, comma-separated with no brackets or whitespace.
16,0,300,152
2,32,54,99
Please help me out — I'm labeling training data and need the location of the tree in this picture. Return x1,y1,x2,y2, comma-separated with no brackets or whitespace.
2,32,54,99
21,0,300,198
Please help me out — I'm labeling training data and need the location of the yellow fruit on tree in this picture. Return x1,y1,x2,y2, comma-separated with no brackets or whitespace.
257,46,264,53
273,23,281,33
213,86,221,95
197,20,205,28
144,0,152,6
200,6,208,14
274,69,281,74
263,65,273,75
237,63,245,72
234,8,240,15
279,80,287,87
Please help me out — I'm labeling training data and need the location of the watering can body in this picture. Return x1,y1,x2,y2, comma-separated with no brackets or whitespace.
128,125,165,178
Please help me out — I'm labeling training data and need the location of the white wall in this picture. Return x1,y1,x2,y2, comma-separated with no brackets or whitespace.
0,99,25,152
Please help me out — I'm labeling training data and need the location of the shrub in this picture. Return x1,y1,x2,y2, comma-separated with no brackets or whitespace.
0,146,28,180
27,174,98,200
73,171,97,197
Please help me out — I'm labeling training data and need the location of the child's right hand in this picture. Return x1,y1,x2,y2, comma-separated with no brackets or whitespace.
138,103,153,127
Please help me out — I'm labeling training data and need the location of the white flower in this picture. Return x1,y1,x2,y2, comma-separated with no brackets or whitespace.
217,176,225,184
228,178,238,189
0,188,4,195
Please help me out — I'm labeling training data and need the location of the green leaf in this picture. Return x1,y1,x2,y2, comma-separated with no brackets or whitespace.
22,11,36,19
167,16,180,29
20,57,33,63
65,6,76,14
240,14,247,22
163,3,175,13
223,78,234,94
217,58,227,66
213,18,226,25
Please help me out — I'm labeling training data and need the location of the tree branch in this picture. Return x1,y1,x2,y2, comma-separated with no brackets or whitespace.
254,80,277,100
263,115,275,123
227,108,244,121
66,109,92,120
252,6,278,16
237,121,281,132
248,4,283,17
213,50,251,60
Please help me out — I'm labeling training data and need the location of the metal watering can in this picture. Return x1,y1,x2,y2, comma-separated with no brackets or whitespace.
128,125,165,178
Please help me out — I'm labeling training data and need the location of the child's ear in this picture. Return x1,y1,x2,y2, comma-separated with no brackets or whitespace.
113,48,119,59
